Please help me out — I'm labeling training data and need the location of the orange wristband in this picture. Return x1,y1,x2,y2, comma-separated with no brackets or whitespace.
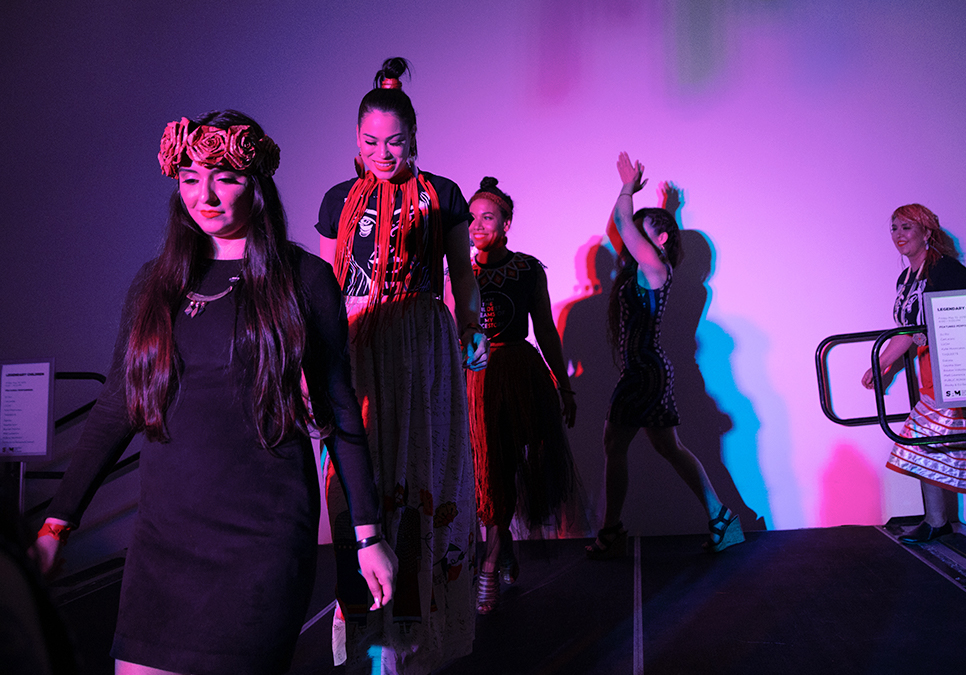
38,522,71,543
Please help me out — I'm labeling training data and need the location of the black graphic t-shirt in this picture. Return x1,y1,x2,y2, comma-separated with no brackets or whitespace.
315,170,469,297
894,255,966,327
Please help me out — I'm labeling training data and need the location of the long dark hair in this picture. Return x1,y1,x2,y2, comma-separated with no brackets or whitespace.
359,57,418,157
125,109,310,449
607,207,683,352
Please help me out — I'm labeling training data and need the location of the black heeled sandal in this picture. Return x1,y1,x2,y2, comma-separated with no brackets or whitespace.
499,547,520,585
586,522,628,560
704,506,744,553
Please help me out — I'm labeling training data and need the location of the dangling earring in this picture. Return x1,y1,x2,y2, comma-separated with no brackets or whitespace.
925,237,930,250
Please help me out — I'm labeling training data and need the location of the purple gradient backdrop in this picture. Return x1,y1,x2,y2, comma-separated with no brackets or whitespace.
3,1,964,557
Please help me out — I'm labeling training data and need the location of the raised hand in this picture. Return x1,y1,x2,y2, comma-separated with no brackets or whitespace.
617,151,647,194
660,181,683,215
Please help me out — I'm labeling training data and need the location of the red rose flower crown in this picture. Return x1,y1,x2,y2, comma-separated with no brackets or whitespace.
158,117,280,178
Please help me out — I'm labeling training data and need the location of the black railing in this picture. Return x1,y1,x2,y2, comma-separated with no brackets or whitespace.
53,371,106,429
22,371,141,518
816,326,966,445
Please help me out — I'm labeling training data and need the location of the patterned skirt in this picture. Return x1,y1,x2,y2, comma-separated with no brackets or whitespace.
325,293,476,675
466,340,587,535
886,393,966,493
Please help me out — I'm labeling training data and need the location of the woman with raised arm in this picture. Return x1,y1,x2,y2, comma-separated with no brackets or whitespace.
32,110,395,675
586,152,744,559
466,177,585,614
315,58,485,673
861,204,966,543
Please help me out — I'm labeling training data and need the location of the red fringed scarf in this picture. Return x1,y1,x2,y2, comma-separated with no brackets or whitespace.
333,166,443,343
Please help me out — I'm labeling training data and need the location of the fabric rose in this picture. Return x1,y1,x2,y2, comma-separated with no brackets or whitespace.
185,125,228,167
158,117,191,178
158,117,280,179
257,137,280,177
225,125,258,171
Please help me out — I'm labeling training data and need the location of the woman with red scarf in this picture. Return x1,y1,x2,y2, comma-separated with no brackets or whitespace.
316,58,486,674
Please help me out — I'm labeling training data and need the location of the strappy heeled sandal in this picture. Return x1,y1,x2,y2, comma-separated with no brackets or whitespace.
586,522,628,560
477,570,500,614
499,547,520,585
704,506,744,553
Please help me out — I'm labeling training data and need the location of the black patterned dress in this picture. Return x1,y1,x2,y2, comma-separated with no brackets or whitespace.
607,260,680,428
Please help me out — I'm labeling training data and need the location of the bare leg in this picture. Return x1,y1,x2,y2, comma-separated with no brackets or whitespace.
643,426,723,518
922,481,949,527
482,524,503,574
602,421,640,528
478,524,507,613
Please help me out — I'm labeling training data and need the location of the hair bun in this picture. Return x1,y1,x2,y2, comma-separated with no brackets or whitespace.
378,57,410,84
480,176,499,191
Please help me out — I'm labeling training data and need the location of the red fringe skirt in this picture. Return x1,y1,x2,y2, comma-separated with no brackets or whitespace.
467,340,585,533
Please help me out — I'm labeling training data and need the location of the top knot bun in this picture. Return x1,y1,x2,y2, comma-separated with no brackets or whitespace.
469,176,514,219
374,57,411,89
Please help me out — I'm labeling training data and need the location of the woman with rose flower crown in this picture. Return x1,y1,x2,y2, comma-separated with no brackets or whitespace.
31,110,396,675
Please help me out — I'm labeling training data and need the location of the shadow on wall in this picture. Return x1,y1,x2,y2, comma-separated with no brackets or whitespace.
819,441,882,526
559,222,765,536
557,241,619,531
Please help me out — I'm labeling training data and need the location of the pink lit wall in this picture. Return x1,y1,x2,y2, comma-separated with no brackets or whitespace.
4,1,965,555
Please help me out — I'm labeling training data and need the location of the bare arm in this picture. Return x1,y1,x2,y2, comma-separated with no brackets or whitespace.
861,334,915,389
445,222,488,370
612,152,667,288
530,271,576,427
319,236,337,265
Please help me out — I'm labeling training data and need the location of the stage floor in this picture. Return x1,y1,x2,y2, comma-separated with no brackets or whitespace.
56,524,966,674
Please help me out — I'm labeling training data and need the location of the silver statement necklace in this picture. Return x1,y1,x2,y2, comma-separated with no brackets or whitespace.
184,276,241,318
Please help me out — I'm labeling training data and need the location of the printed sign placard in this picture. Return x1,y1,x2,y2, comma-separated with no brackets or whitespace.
924,290,966,408
0,359,54,460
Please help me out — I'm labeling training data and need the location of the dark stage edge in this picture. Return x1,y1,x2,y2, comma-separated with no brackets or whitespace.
54,527,966,675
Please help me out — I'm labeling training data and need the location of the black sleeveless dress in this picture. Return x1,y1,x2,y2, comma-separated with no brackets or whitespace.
607,261,680,428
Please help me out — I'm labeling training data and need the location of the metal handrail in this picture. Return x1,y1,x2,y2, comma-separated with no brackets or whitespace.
871,326,966,445
53,371,106,429
25,371,108,482
815,326,966,445
815,329,918,427
22,371,141,518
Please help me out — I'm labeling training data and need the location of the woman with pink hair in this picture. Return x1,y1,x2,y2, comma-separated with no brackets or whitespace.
862,203,966,543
